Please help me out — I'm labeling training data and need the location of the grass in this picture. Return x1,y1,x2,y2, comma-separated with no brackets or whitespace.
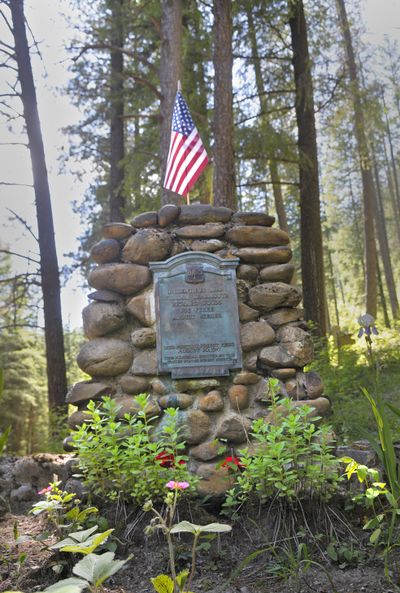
309,324,400,443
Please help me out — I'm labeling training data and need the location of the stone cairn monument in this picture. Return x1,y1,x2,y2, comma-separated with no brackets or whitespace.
67,204,329,496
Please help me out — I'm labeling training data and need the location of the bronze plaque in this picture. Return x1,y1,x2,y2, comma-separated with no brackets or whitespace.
149,252,242,378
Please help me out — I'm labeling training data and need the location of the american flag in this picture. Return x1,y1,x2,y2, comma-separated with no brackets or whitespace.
164,91,209,196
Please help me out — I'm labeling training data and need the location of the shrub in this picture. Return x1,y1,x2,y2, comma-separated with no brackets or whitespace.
223,398,342,514
71,395,195,504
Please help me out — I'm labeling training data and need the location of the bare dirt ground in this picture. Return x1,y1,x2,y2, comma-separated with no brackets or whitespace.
0,503,396,593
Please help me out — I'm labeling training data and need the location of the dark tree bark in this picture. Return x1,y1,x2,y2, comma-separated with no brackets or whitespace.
213,0,235,209
10,0,67,411
245,3,288,232
109,0,125,222
160,0,182,205
336,0,378,316
289,0,327,335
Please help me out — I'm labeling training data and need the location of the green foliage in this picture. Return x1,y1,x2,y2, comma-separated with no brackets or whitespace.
309,327,400,441
0,425,11,456
30,481,98,535
170,521,232,535
326,541,362,568
51,525,114,555
145,493,231,593
72,551,131,590
6,551,131,593
72,395,194,504
0,329,48,454
151,572,194,593
223,398,341,514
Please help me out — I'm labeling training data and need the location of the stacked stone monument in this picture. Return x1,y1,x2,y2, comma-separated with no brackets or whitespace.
67,204,330,495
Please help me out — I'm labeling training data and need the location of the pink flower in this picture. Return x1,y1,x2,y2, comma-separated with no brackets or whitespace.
166,480,190,490
38,485,52,495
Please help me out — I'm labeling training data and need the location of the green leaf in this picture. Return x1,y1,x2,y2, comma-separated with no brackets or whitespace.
385,491,398,508
326,543,338,561
73,552,131,587
176,570,189,589
170,521,231,535
51,526,99,550
370,528,382,544
62,529,114,555
43,577,87,593
150,574,174,593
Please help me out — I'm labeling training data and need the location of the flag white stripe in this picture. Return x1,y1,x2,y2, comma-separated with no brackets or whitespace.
164,128,198,190
164,132,182,186
175,149,208,195
172,136,206,193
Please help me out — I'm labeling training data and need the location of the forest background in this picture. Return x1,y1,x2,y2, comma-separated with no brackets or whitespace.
1,0,400,455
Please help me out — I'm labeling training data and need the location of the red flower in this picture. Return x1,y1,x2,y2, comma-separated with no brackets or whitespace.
221,456,245,471
155,451,186,468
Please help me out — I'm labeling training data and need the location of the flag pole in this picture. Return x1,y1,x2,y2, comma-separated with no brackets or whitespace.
178,80,189,205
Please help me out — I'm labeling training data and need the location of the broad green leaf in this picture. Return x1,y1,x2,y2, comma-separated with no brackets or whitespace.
51,526,99,548
196,522,232,534
370,528,382,544
176,569,189,589
385,491,398,508
60,529,114,555
170,521,197,535
170,520,231,535
326,543,337,561
43,577,87,593
73,552,130,587
150,574,174,593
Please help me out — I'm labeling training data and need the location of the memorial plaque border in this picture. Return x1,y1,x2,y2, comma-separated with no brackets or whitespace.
150,252,243,379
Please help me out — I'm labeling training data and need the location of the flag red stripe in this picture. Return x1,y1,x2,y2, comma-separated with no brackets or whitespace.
176,152,209,195
164,132,185,188
164,123,208,196
172,141,209,194
168,134,204,192
164,129,197,190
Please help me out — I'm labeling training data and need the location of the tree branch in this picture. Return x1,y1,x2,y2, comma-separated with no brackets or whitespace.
7,208,39,243
0,248,40,264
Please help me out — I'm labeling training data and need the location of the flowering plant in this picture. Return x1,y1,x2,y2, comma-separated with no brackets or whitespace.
221,456,245,471
31,481,98,536
155,451,186,468
145,482,231,593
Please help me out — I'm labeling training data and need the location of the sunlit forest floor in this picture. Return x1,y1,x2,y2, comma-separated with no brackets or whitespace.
310,324,400,443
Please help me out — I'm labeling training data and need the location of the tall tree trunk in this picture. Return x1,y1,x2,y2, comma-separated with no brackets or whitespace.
382,91,400,215
160,0,182,205
372,151,399,318
10,0,67,412
336,0,377,316
213,0,235,209
109,0,125,222
377,260,391,328
245,3,289,231
381,131,400,247
289,0,327,335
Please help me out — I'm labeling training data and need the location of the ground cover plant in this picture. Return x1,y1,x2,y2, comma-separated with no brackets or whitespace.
71,394,195,504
